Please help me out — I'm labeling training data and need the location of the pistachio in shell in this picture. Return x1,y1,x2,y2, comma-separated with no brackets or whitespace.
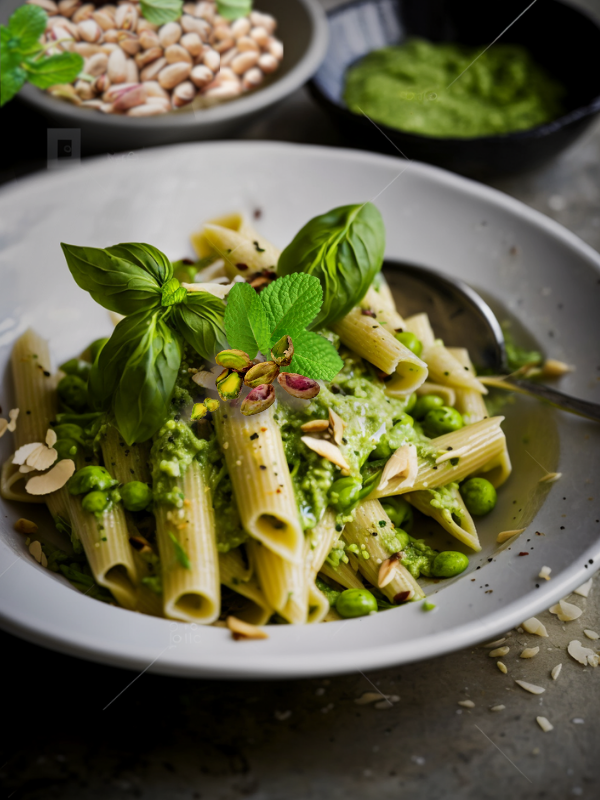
241,384,276,416
191,402,208,420
271,335,294,367
215,349,253,373
244,361,279,388
217,370,243,400
278,372,320,399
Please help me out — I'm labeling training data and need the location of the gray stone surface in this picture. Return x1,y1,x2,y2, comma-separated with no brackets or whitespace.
2,1,599,798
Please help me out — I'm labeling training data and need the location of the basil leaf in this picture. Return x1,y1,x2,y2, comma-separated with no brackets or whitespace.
25,53,84,89
216,0,253,20
172,292,228,360
88,310,157,409
105,242,173,287
140,0,183,25
61,242,163,315
277,203,386,329
224,282,270,358
114,313,182,444
286,330,343,382
161,277,187,307
8,5,47,50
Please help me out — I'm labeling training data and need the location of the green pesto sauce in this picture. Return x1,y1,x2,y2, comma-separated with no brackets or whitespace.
344,39,564,138
426,482,464,526
401,537,438,580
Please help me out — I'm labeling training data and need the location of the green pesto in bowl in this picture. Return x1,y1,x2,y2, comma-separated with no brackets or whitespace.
343,38,564,138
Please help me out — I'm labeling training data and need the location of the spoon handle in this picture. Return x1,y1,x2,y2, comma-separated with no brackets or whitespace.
506,377,600,422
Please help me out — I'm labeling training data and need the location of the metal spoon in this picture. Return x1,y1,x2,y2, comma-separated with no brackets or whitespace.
383,260,600,423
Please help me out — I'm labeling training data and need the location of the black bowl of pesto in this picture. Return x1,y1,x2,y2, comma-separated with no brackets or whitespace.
309,0,600,177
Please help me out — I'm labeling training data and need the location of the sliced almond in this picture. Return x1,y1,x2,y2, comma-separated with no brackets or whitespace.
354,692,384,705
489,646,510,658
539,472,562,484
28,540,44,564
378,554,400,588
538,566,552,581
19,465,36,474
26,459,76,495
14,518,38,535
497,528,526,544
7,409,19,432
300,419,329,433
536,716,554,732
497,661,508,674
522,617,549,637
520,646,540,659
226,615,269,640
0,419,8,438
551,664,562,680
26,444,58,472
458,699,475,708
13,442,44,465
482,637,507,648
515,680,545,695
490,705,505,712
584,630,599,640
377,443,417,492
549,598,582,622
328,408,345,445
573,578,593,598
567,640,599,667
46,428,58,447
301,436,350,471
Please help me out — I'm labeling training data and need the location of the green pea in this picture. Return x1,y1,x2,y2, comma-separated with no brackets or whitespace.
57,375,88,413
81,490,110,514
88,337,109,363
394,331,423,358
423,406,464,437
381,496,413,532
412,394,444,420
460,477,497,516
395,413,414,428
121,481,153,512
335,588,378,618
68,466,117,495
431,551,469,578
54,438,79,460
329,477,362,511
59,358,91,381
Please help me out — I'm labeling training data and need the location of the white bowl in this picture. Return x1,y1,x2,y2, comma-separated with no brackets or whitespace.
2,0,328,150
0,142,598,678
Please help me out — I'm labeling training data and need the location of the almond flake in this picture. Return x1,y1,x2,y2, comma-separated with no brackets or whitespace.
378,554,400,588
7,409,19,432
489,646,510,657
26,459,76,495
536,716,554,732
490,705,505,712
0,418,8,438
497,528,526,543
567,640,599,667
538,566,552,581
515,680,545,695
377,443,417,492
14,518,38,535
520,647,540,659
328,408,345,445
28,540,47,567
182,281,237,299
549,599,582,622
483,637,507,648
497,661,508,674
45,428,57,448
192,369,218,389
521,617,549,637
26,444,58,472
19,465,36,474
551,664,562,680
539,472,562,484
583,630,599,640
300,419,329,433
573,578,593,598
13,442,44,465
354,692,383,705
458,700,475,708
301,436,350,470
226,615,269,640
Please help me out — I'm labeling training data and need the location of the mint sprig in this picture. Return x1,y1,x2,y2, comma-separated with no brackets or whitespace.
224,282,270,358
216,1,253,20
140,0,184,25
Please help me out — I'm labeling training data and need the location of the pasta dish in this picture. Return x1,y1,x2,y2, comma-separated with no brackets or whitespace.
0,203,511,632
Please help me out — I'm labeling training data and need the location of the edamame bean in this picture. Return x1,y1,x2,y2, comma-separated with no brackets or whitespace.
121,481,153,512
394,331,423,357
423,406,464,437
431,551,469,578
335,588,378,618
54,439,79,460
89,338,109,363
460,477,497,516
381,496,413,532
68,466,117,495
57,375,88,413
412,394,444,420
81,490,110,514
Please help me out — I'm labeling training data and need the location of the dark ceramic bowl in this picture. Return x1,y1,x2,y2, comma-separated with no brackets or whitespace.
309,0,600,177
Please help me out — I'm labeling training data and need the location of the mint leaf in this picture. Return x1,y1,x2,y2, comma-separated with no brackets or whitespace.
25,52,83,89
169,532,191,569
8,5,47,51
224,282,270,359
140,0,183,25
0,58,26,106
260,273,323,347
216,0,253,20
286,330,343,381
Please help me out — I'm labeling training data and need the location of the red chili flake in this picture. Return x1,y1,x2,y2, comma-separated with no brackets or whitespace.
361,308,376,318
394,591,411,603
236,263,249,271
518,552,529,556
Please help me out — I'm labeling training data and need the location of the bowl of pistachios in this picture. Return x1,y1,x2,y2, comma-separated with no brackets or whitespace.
0,0,328,150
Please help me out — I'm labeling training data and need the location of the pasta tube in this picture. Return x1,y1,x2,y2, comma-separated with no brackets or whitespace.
213,403,304,564
447,347,489,424
405,486,480,551
247,538,309,625
319,559,364,590
219,548,273,626
11,328,56,449
360,282,406,332
101,424,151,484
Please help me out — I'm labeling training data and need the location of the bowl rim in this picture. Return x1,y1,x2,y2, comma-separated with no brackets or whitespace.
310,0,600,144
14,0,329,130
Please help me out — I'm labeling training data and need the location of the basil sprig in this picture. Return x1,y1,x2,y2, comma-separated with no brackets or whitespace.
277,203,386,329
62,241,227,444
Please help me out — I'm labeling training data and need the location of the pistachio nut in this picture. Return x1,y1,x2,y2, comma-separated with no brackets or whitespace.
191,403,207,421
241,384,276,416
217,370,243,400
215,349,253,373
277,372,320,399
271,335,294,367
244,361,279,388
204,398,220,413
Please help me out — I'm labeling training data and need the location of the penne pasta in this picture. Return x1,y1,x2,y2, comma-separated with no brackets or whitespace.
447,347,489,424
405,486,481,551
219,548,273,626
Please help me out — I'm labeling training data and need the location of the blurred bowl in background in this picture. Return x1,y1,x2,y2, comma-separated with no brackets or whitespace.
2,0,328,152
309,0,600,177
